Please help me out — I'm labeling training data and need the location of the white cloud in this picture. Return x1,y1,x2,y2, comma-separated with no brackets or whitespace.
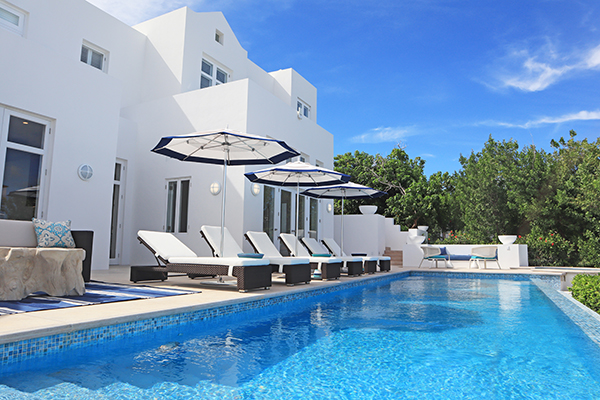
492,43,600,92
480,110,600,129
350,126,412,144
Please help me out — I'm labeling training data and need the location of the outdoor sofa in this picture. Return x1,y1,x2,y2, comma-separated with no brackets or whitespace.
137,230,272,292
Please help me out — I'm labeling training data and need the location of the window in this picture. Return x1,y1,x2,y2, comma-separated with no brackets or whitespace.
200,58,229,89
0,1,25,35
215,29,224,45
0,109,50,220
165,178,190,233
297,99,310,119
80,42,108,72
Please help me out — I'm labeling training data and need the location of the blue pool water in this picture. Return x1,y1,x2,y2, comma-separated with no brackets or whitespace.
1,275,600,399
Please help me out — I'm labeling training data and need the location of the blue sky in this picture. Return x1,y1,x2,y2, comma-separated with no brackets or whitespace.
88,0,600,176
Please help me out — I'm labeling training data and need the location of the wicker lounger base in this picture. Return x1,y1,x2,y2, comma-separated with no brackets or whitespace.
346,260,363,277
364,260,377,274
273,263,312,285
310,261,342,280
379,259,391,272
136,263,272,292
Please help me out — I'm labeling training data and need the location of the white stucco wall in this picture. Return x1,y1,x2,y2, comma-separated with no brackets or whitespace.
2,1,337,271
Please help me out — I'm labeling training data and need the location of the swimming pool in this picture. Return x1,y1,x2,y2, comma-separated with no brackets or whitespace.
1,274,600,399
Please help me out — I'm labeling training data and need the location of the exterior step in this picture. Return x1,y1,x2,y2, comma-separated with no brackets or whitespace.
383,249,403,267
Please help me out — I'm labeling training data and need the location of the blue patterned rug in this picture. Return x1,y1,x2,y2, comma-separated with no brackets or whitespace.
0,282,196,316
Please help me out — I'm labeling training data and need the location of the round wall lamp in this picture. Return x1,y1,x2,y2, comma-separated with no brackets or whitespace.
327,203,333,213
209,182,221,195
77,164,93,181
251,183,261,196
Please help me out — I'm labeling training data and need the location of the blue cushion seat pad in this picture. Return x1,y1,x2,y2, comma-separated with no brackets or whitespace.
426,255,447,259
470,256,497,260
312,253,331,257
237,253,264,258
448,255,471,261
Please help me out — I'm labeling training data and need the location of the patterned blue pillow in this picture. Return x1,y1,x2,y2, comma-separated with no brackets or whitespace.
32,218,76,248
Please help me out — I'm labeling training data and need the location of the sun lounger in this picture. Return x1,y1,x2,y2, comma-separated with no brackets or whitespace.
279,233,342,280
137,230,272,292
301,237,364,276
320,237,388,274
244,231,312,285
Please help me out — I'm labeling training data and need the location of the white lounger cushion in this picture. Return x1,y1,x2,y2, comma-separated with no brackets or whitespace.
321,237,379,261
245,231,283,258
168,257,268,267
245,231,309,273
200,225,244,257
138,230,197,259
303,237,363,262
138,230,268,276
279,233,342,265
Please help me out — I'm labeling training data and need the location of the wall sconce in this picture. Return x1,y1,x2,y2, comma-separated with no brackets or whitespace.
209,182,221,195
251,183,261,196
77,164,93,181
327,203,333,213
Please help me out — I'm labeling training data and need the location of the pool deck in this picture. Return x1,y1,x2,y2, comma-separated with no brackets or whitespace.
0,264,569,347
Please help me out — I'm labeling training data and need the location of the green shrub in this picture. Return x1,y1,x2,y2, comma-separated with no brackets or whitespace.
570,274,600,313
519,227,575,266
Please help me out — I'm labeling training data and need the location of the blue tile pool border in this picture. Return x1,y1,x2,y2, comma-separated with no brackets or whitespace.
0,270,594,366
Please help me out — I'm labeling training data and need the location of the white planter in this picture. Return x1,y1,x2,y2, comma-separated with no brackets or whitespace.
417,225,429,231
498,235,517,245
359,205,377,215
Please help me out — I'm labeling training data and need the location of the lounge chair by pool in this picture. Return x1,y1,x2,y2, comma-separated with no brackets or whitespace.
301,237,364,276
244,231,312,286
137,230,272,292
320,237,387,274
279,233,342,280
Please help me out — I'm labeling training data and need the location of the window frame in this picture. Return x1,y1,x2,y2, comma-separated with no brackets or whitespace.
80,40,109,73
200,57,230,89
296,99,311,119
0,0,26,36
0,107,52,220
165,177,191,233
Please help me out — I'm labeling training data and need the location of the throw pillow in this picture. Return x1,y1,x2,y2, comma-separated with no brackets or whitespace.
32,218,76,248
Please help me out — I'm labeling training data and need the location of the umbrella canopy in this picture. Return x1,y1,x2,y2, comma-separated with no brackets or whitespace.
151,130,300,256
301,182,387,253
244,161,351,253
244,161,350,187
151,130,299,166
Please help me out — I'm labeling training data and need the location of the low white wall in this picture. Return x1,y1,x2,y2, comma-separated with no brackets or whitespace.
385,218,409,250
403,244,529,269
334,214,386,256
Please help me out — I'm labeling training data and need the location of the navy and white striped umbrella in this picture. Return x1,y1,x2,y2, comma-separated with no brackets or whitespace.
151,130,300,256
301,182,386,252
245,161,351,253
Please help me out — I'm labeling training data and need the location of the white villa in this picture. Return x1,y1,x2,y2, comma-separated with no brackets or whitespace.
0,0,337,271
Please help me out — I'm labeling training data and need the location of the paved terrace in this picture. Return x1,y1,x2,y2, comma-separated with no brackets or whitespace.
0,264,567,346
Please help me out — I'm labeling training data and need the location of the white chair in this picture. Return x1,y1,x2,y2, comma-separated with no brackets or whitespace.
279,233,343,280
469,246,500,269
137,230,271,292
419,246,450,268
244,231,312,285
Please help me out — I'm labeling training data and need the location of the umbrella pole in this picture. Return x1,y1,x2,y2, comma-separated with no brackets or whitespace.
295,178,300,256
341,197,344,256
220,153,228,257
